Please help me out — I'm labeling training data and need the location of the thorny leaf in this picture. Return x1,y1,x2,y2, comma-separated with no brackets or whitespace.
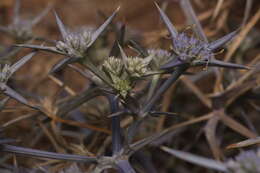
208,30,239,51
155,2,178,38
156,4,248,71
160,146,228,172
50,57,79,74
0,0,51,42
0,144,97,163
2,84,34,109
54,12,68,41
179,0,208,42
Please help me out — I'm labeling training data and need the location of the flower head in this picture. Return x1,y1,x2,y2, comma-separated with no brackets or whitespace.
125,56,151,78
102,57,131,98
8,19,33,41
0,64,12,83
56,28,94,57
148,49,172,69
172,32,213,63
226,149,260,173
103,56,124,77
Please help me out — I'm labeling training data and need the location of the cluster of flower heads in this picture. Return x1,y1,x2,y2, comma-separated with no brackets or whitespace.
102,55,153,97
56,28,94,57
226,149,260,173
172,32,213,62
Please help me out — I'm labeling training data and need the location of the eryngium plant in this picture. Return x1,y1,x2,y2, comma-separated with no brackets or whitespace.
226,149,260,173
0,0,256,173
0,0,51,42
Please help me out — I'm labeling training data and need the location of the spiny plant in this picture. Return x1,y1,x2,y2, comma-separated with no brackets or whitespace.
0,0,259,172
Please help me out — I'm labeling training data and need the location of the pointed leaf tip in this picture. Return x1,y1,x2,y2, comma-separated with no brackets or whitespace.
161,146,227,172
54,11,67,40
155,2,178,38
208,30,239,50
160,58,187,70
89,8,119,47
10,51,37,75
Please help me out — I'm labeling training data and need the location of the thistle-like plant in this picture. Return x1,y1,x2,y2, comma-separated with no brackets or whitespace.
0,52,37,108
155,3,249,71
0,1,257,173
0,0,51,42
226,149,260,173
16,7,120,73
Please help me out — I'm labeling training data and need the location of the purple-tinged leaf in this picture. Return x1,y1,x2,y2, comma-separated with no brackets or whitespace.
193,59,250,70
49,57,79,74
15,44,66,55
161,146,228,172
143,66,188,113
179,0,208,42
109,24,125,57
155,3,178,38
54,11,68,40
116,160,136,173
108,95,123,155
10,51,37,75
1,144,97,163
84,61,113,87
160,58,187,70
89,7,120,47
128,40,149,57
2,85,30,107
13,0,21,24
57,87,101,116
31,4,52,26
0,139,16,144
208,30,238,51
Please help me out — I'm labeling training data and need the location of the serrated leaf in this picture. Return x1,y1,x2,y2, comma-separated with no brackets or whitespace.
161,146,227,172
155,3,178,38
